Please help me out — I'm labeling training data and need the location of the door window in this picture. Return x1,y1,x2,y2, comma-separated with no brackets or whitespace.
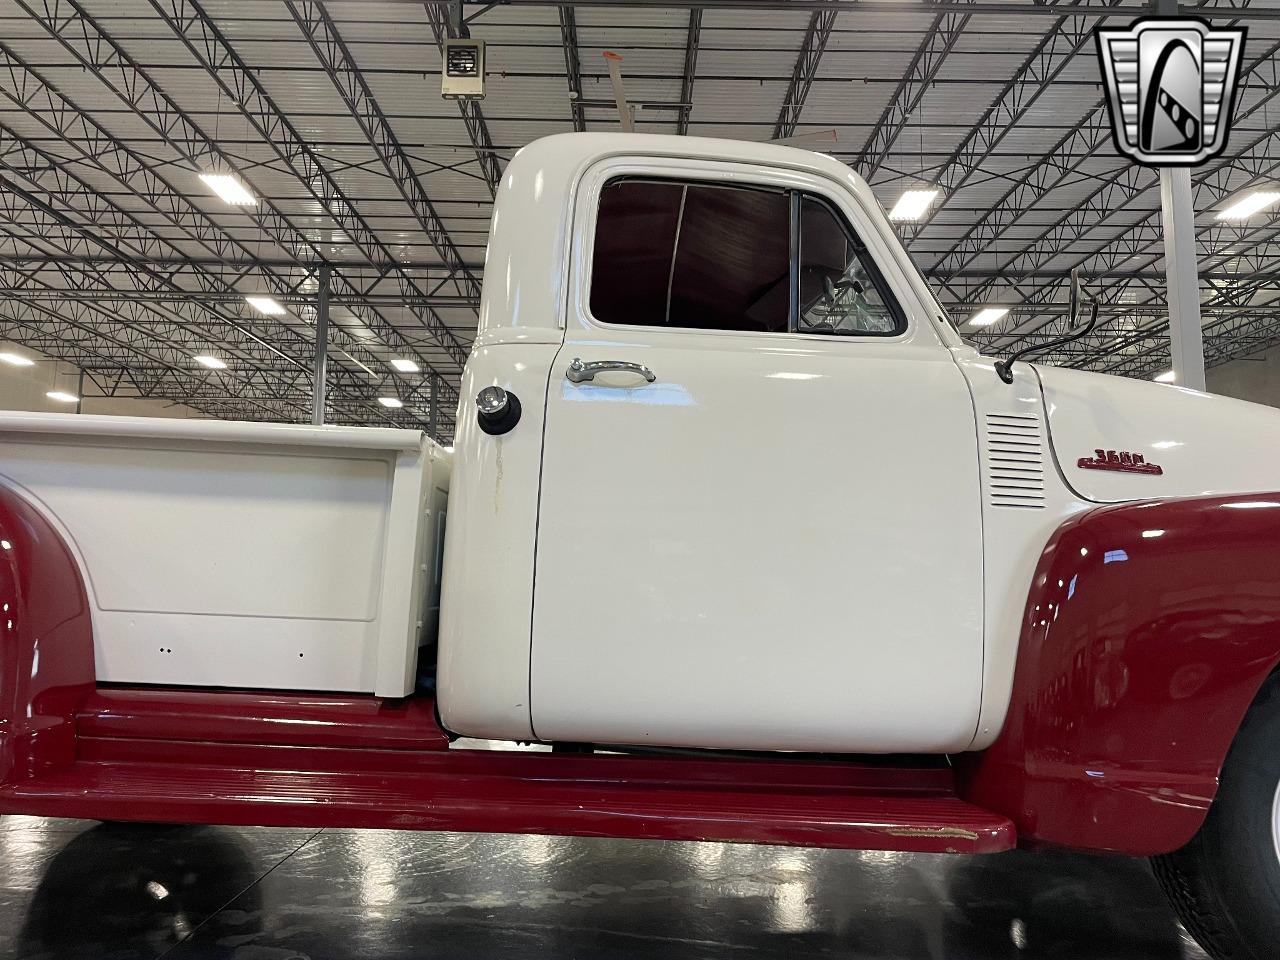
589,176,904,337
590,179,790,333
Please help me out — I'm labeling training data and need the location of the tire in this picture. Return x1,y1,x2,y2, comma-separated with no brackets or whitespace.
1152,671,1280,960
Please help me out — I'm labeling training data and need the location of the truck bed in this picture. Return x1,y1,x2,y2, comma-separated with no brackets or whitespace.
0,411,449,698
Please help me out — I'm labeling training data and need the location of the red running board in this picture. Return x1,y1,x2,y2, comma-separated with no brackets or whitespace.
0,689,1015,855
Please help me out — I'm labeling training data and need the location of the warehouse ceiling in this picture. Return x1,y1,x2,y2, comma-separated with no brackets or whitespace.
1,0,1278,437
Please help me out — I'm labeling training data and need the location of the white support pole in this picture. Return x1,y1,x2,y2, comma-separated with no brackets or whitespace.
428,372,438,442
311,264,331,425
1159,166,1206,391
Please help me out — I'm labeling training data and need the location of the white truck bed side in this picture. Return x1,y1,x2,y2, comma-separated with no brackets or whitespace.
0,411,449,697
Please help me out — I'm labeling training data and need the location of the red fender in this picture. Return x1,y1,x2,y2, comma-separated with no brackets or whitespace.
0,484,95,785
961,493,1280,855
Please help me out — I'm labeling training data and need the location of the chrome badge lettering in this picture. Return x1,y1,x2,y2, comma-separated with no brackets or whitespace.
1078,449,1165,476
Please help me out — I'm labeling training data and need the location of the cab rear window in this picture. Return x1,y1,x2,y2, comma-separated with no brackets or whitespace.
590,179,789,333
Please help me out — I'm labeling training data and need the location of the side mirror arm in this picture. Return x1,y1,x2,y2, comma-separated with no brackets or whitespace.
995,299,1099,384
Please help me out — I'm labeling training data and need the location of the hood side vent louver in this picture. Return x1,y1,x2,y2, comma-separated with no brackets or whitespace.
985,413,1045,509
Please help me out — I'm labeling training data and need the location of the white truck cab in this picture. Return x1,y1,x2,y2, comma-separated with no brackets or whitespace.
437,132,1280,755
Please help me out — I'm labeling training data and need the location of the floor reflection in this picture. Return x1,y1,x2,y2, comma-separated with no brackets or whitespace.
0,817,1208,960
942,850,1198,958
7,822,277,960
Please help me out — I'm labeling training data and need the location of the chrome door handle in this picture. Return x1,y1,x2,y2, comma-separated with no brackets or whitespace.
566,357,656,384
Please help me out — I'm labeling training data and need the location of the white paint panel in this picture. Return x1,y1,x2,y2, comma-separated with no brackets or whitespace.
1037,364,1280,504
533,340,984,753
3,442,388,620
0,410,423,450
94,611,379,692
0,413,446,697
957,355,1090,750
436,342,561,741
528,154,984,754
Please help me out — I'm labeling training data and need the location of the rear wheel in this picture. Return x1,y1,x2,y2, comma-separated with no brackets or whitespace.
1152,672,1280,960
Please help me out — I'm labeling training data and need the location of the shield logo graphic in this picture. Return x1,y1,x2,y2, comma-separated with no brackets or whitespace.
1096,17,1246,166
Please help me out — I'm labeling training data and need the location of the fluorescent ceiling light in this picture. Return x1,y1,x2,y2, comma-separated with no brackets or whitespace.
1154,370,1176,383
46,390,78,403
389,358,419,373
1216,191,1280,221
888,188,939,221
245,295,285,315
968,307,1010,327
199,172,256,206
378,396,404,408
193,355,227,370
0,351,35,367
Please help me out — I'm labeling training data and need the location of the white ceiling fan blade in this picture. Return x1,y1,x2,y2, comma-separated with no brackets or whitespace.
768,129,839,150
603,51,635,133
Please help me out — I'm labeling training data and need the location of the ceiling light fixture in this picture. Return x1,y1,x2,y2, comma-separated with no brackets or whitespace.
0,351,35,367
389,358,419,373
968,307,1010,327
245,295,285,315
888,188,939,221
378,397,404,408
46,390,78,403
194,355,227,370
1154,370,1176,383
199,172,256,206
1216,190,1280,221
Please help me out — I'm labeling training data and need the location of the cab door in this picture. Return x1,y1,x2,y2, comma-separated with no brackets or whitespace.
530,158,982,754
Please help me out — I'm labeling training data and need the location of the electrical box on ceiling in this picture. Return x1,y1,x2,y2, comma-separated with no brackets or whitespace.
442,39,485,99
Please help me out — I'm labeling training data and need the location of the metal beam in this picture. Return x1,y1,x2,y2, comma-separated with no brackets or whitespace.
0,120,456,428
966,256,1280,377
0,171,311,377
0,294,310,423
280,0,485,316
408,1,1272,16
928,0,1260,291
1070,235,1280,376
0,102,460,411
962,46,1280,359
557,6,586,131
0,285,476,311
857,1,974,179
677,9,702,135
1104,310,1280,380
0,256,480,300
902,1,1125,238
132,0,471,373
772,3,839,140
0,248,436,427
1,16,454,396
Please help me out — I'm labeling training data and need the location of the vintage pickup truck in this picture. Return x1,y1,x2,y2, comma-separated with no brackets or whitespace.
3,133,1280,959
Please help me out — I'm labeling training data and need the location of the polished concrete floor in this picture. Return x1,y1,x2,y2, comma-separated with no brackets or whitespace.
0,814,1211,960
